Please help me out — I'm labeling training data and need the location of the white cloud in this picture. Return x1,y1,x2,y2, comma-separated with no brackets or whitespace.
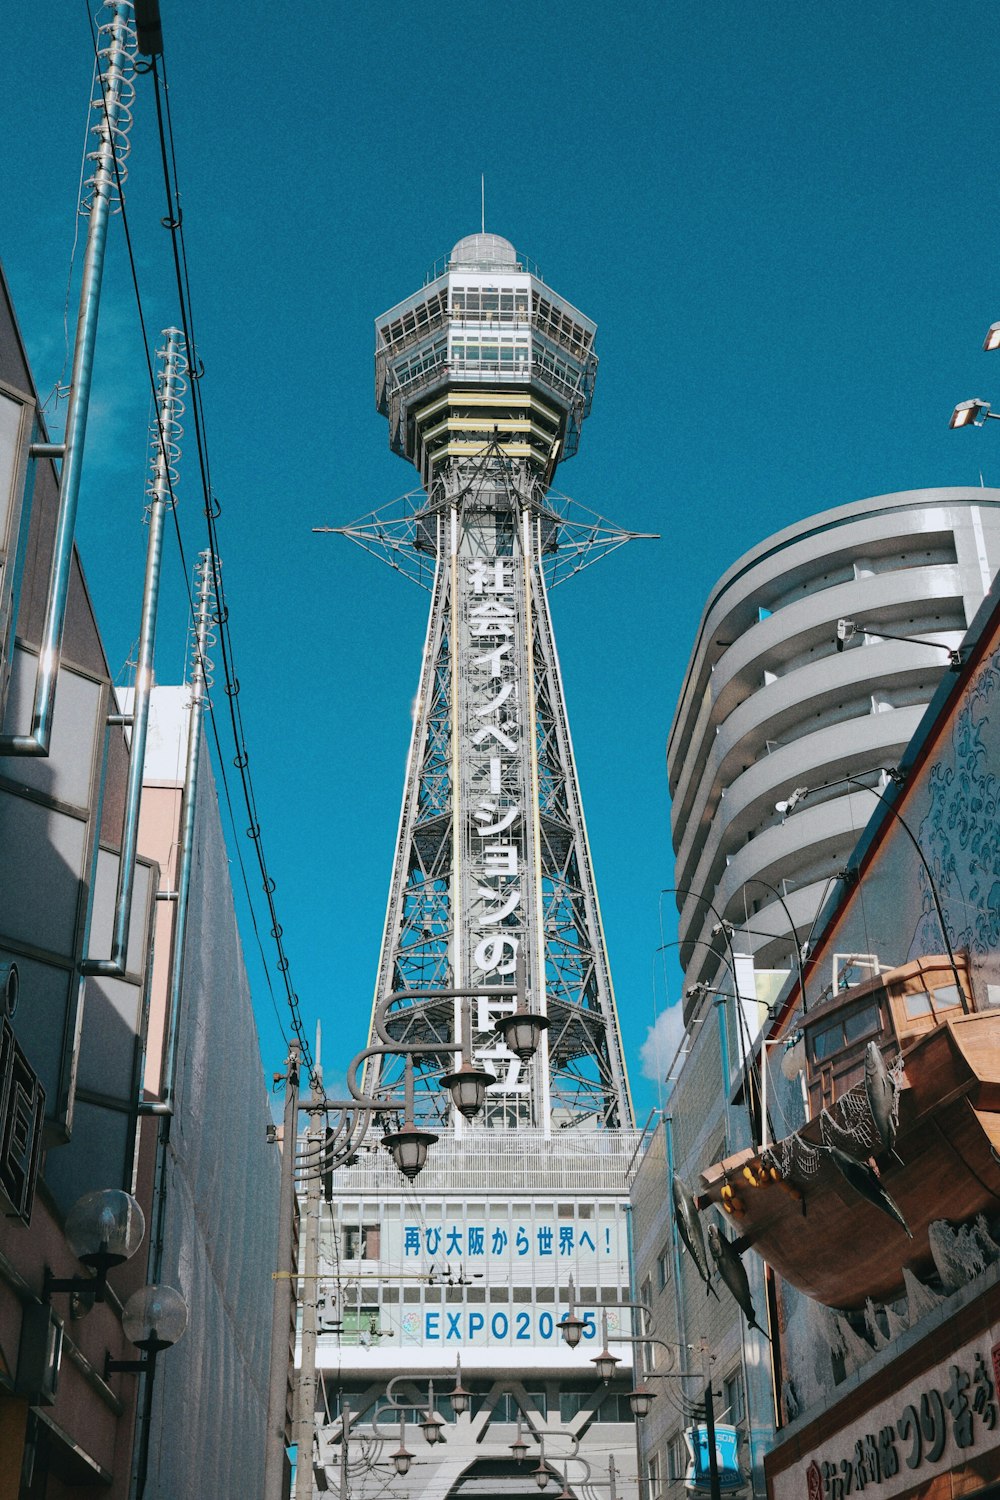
639,1003,685,1083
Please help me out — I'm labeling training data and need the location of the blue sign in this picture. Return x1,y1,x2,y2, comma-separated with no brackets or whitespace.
685,1424,743,1494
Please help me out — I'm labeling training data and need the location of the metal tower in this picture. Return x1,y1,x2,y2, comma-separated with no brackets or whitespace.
337,232,641,1135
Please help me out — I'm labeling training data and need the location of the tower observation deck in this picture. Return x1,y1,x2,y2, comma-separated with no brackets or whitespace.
342,233,640,1134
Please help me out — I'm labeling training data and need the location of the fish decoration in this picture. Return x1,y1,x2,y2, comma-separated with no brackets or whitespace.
707,1223,770,1340
864,1041,897,1155
672,1173,719,1298
817,1141,912,1238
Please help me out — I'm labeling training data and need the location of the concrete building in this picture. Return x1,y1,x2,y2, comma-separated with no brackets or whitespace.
633,488,1000,1500
668,488,1000,1007
630,1031,777,1498
131,687,280,1499
746,557,1000,1500
0,243,277,1498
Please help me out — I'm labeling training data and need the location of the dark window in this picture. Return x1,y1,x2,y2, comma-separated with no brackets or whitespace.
843,1001,880,1044
722,1368,745,1426
342,1224,380,1259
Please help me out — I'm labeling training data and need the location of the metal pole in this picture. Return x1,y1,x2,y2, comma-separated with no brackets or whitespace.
85,328,185,975
700,1340,721,1500
139,550,212,1114
293,1099,322,1493
1,1,134,755
339,1401,350,1500
265,1043,301,1500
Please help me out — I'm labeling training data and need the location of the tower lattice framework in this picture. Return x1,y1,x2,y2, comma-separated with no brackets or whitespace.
337,232,644,1135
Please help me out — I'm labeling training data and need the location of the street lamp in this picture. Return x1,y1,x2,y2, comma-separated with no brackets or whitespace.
558,1274,587,1348
420,1405,445,1444
591,1344,619,1383
559,1311,586,1348
391,1435,413,1477
950,398,994,428
510,1414,529,1464
495,945,549,1061
495,1006,550,1061
984,322,1000,351
376,1372,463,1456
590,1314,620,1383
561,1295,724,1498
439,1059,496,1119
45,1189,146,1302
380,1120,439,1181
448,1355,473,1415
627,1384,656,1418
441,991,498,1116
104,1283,188,1378
835,617,963,668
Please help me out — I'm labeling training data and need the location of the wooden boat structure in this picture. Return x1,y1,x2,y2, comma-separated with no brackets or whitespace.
691,954,1000,1310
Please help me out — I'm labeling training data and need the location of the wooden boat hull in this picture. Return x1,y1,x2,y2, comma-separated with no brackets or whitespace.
697,1014,1000,1309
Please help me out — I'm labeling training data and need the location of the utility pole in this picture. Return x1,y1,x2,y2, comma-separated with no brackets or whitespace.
339,1401,351,1500
265,1043,300,1500
699,1338,721,1500
293,1093,323,1492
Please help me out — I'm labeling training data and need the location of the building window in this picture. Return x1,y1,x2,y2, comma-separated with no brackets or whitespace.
595,1390,633,1423
657,1248,670,1290
667,1432,687,1481
492,1389,546,1422
343,1223,380,1259
647,1454,660,1496
559,1384,594,1422
667,1435,685,1481
722,1367,745,1426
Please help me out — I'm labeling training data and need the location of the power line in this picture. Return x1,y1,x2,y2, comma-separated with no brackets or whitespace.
148,48,317,1083
82,5,301,1064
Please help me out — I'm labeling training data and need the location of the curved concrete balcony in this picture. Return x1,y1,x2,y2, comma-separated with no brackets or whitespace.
668,489,1000,774
673,702,924,919
670,565,964,827
708,563,962,723
682,877,833,995
671,639,944,890
678,787,881,973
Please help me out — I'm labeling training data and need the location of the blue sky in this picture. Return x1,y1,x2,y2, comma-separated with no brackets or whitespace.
4,2,1000,1118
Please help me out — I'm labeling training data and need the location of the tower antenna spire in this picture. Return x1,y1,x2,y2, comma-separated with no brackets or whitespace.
481,172,485,233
